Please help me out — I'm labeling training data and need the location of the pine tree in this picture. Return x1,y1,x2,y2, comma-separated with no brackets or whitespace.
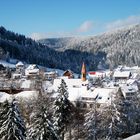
99,92,122,140
84,101,99,140
100,90,139,139
27,95,59,140
0,99,26,140
53,79,72,140
117,94,140,138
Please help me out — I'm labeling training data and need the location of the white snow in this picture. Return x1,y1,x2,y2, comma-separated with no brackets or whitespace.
0,92,11,102
52,78,118,104
113,71,131,78
123,133,140,140
0,91,38,102
92,87,118,104
0,60,15,68
15,91,38,99
16,61,24,67
20,80,32,89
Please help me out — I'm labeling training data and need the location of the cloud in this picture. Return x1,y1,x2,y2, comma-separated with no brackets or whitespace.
106,15,140,31
77,20,93,32
30,32,47,40
30,31,74,40
29,20,94,40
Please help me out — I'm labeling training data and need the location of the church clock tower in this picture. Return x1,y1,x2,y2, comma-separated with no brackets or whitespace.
81,62,86,81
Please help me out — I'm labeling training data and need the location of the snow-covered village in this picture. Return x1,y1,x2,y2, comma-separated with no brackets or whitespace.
0,58,140,140
1,0,140,140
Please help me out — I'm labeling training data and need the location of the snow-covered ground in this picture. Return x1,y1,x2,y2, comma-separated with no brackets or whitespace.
123,133,140,140
0,60,15,68
0,91,38,103
0,92,11,102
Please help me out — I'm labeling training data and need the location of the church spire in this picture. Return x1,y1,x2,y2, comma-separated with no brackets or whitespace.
81,62,86,81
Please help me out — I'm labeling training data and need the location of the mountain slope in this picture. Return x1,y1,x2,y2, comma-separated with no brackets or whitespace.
39,24,140,68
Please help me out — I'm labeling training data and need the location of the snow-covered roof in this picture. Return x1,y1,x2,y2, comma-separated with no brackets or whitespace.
126,79,137,85
12,73,22,76
52,78,118,104
27,69,39,74
16,61,24,67
25,64,39,75
113,71,131,78
88,71,105,77
44,71,56,75
122,86,137,93
131,73,140,79
93,88,118,104
26,64,39,70
53,79,88,91
120,84,138,98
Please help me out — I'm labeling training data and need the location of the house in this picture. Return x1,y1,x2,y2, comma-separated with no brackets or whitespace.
44,71,58,80
63,69,74,79
88,71,106,79
16,61,25,73
52,77,118,108
92,87,118,105
12,73,22,79
16,61,24,68
120,84,138,100
113,71,131,81
25,64,40,77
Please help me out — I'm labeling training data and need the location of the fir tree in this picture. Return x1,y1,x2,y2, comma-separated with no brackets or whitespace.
53,79,72,140
0,99,26,140
99,92,122,140
27,96,59,140
117,94,140,138
84,101,99,140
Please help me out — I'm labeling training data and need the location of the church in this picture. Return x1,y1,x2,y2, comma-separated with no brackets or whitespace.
52,62,118,108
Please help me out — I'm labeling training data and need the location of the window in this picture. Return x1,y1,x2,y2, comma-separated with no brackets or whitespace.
83,103,87,108
90,104,93,108
76,102,81,108
98,97,102,99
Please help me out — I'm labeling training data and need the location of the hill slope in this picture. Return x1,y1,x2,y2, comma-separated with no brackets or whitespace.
39,24,140,68
0,26,102,73
1,25,140,73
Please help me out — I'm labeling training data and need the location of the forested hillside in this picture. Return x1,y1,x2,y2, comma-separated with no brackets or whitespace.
0,26,105,73
40,24,140,69
1,24,140,73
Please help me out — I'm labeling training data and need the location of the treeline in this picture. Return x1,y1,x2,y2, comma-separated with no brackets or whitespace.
0,80,140,140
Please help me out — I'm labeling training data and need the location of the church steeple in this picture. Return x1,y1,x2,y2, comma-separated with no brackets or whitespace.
81,62,86,81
